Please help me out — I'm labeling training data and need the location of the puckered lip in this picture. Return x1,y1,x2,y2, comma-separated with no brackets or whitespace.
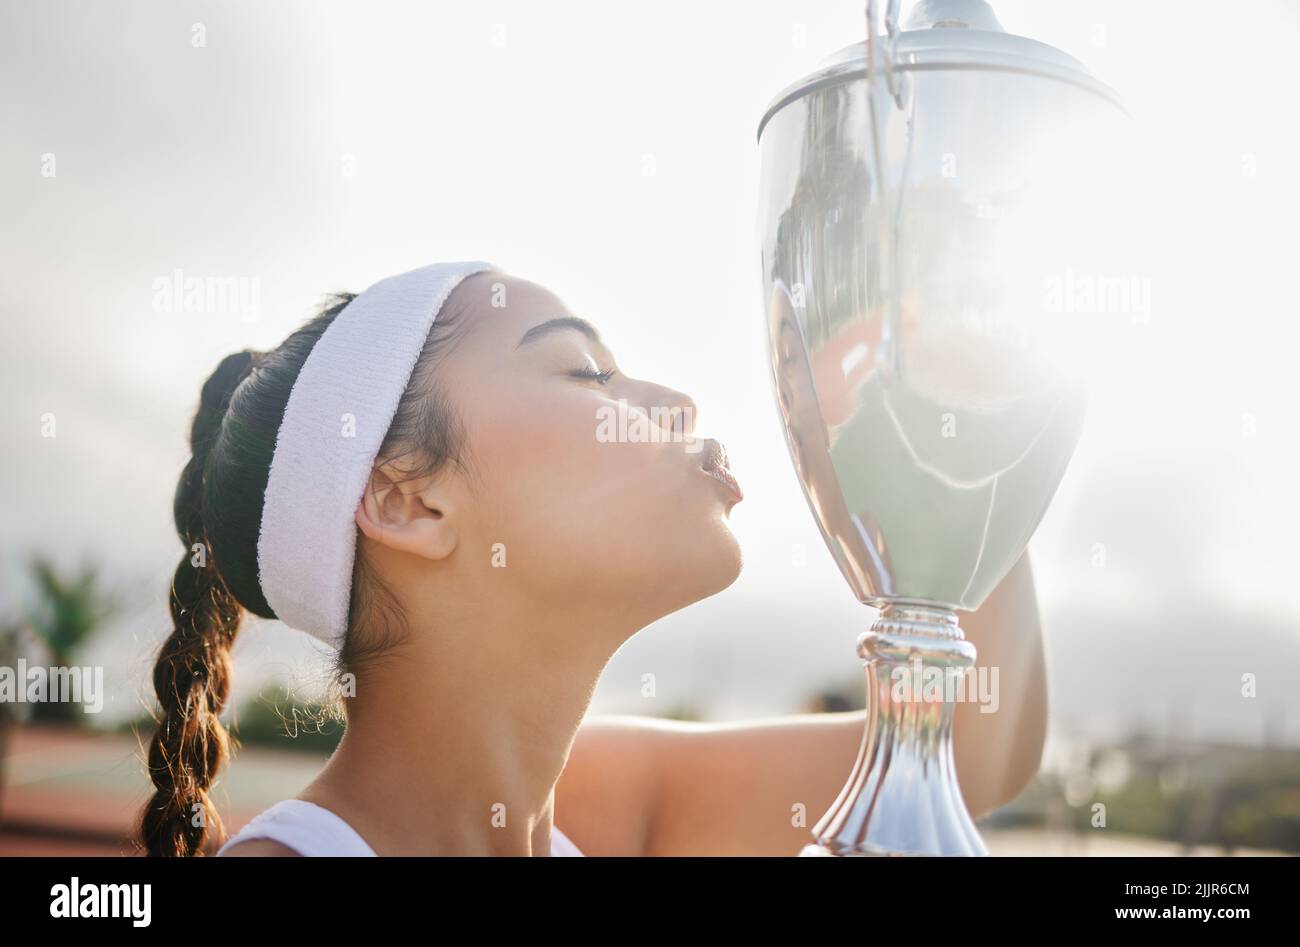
698,437,743,506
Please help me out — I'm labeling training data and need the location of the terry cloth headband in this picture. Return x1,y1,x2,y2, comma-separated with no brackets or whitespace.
257,260,498,647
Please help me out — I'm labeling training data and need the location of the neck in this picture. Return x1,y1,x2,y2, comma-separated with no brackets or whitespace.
300,596,620,855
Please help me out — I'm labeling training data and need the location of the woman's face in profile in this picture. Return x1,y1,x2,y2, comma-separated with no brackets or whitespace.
425,272,744,628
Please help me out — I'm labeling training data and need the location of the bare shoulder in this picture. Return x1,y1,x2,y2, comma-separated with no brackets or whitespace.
554,714,695,857
218,838,302,857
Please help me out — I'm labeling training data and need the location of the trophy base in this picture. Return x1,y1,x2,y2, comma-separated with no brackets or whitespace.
798,842,912,857
801,603,990,857
799,839,987,857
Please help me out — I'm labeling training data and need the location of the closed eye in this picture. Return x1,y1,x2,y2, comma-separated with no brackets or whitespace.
570,366,617,385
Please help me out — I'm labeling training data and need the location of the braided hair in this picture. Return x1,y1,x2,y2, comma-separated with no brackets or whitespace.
137,289,473,855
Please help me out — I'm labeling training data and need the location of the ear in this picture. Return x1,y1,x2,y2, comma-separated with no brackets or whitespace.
354,462,458,561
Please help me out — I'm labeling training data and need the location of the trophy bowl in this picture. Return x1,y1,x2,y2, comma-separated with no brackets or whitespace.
756,0,1129,855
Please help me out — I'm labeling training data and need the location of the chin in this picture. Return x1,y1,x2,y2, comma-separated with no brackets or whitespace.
683,522,745,603
625,508,745,621
717,525,744,587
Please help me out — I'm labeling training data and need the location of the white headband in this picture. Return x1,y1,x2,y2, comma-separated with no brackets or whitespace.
257,260,497,647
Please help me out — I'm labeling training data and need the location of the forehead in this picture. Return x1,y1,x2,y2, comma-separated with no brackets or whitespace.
445,271,572,339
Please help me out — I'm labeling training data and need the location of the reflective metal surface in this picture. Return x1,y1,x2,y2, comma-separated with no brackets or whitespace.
757,0,1127,855
801,605,985,857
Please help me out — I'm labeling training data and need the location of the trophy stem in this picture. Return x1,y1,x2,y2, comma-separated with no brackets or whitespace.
800,603,988,856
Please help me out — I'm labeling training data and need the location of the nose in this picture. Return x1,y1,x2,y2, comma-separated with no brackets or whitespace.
638,382,697,438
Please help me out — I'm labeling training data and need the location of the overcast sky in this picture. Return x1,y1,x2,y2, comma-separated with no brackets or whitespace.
2,0,1298,748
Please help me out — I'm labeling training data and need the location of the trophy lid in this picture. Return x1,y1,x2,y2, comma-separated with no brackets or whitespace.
756,0,1124,142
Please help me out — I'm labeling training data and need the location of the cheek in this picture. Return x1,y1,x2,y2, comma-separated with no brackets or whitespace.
466,392,698,571
448,351,746,611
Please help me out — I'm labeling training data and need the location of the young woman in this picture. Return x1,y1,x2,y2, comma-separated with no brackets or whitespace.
138,261,1047,857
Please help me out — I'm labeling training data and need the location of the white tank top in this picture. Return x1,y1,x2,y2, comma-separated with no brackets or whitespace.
216,799,584,857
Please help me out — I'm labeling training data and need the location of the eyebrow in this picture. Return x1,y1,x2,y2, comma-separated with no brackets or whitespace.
515,316,603,350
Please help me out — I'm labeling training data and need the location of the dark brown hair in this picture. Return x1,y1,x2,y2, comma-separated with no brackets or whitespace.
137,290,476,856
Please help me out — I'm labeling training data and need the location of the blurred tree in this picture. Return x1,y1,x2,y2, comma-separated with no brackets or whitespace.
0,620,24,819
803,679,866,714
24,554,119,723
1039,743,1300,853
656,700,704,723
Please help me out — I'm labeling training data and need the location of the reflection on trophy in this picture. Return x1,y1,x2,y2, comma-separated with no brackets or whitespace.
757,0,1129,855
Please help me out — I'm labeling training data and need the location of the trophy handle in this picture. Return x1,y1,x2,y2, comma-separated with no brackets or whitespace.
800,603,989,856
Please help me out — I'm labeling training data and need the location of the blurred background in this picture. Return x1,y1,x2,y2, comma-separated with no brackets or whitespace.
1,0,1297,855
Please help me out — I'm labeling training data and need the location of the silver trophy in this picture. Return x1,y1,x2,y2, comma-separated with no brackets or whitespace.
757,0,1128,855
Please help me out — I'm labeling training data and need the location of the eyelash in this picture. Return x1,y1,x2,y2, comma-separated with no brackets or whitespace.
571,366,617,385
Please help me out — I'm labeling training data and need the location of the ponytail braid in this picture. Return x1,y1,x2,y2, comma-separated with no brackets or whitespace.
136,286,474,855
138,351,258,856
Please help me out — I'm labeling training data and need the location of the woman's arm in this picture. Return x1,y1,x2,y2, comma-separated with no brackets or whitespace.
558,554,1048,856
950,553,1049,827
